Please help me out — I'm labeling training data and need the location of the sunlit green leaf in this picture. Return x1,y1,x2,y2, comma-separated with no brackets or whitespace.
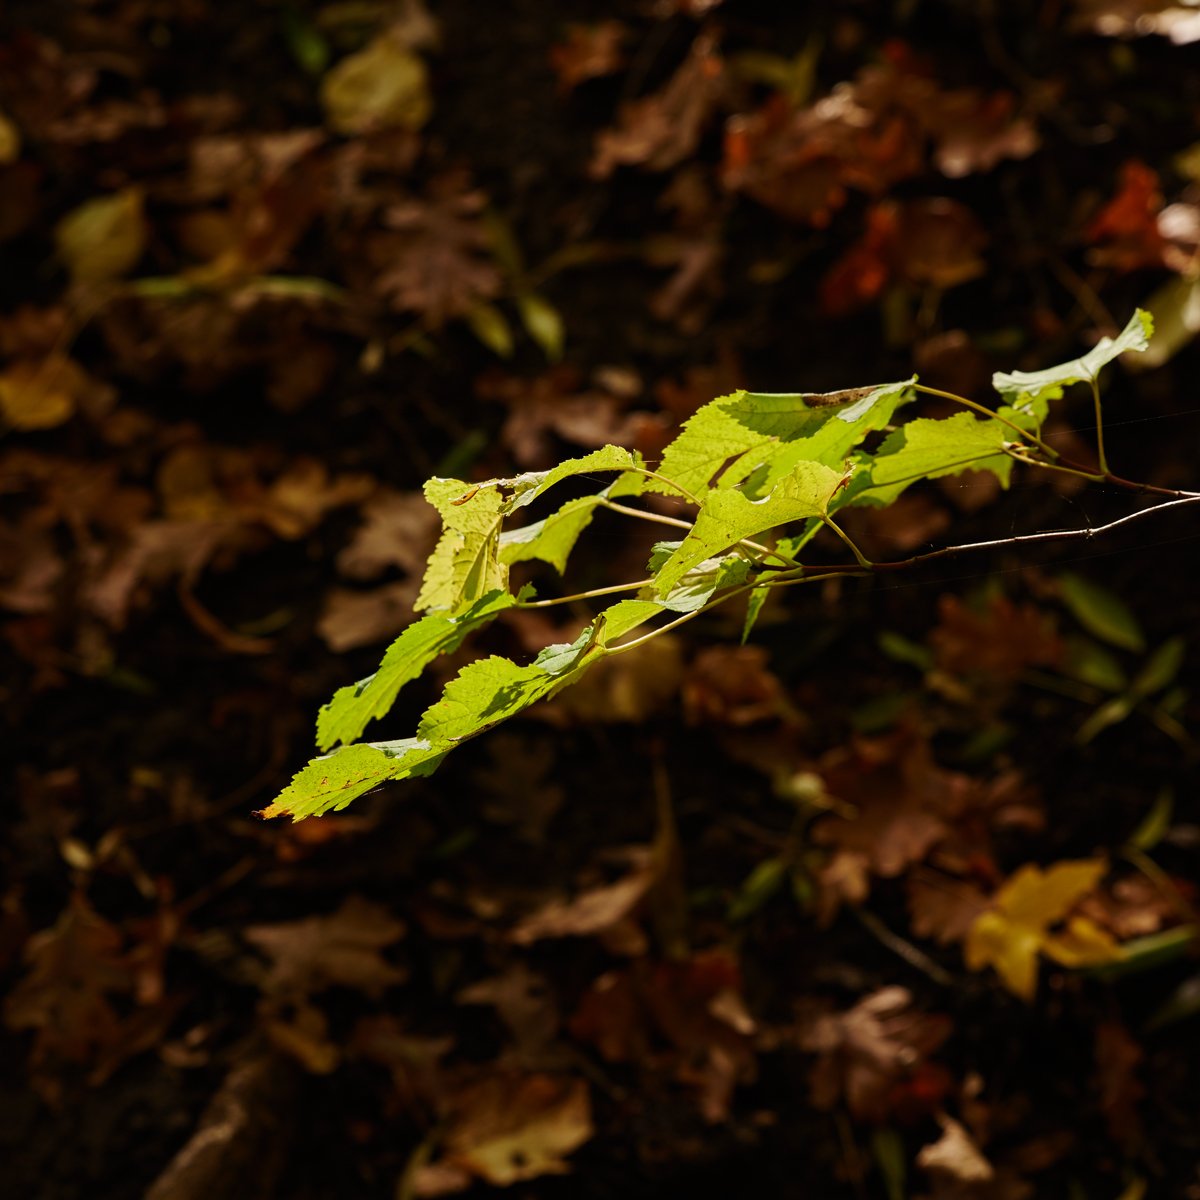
992,309,1153,428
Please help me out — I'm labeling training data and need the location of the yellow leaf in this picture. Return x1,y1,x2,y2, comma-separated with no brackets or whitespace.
0,358,88,430
54,189,147,284
964,858,1112,1001
320,34,431,135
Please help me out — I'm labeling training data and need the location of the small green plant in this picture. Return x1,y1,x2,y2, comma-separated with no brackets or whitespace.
263,311,1197,820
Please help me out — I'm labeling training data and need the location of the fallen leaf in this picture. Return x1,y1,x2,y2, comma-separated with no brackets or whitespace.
918,1114,994,1184
591,32,725,177
55,188,147,284
931,594,1062,684
798,986,951,1121
418,1074,593,1191
1085,160,1166,271
321,29,432,135
964,859,1119,1000
510,847,658,947
550,22,626,93
244,895,407,999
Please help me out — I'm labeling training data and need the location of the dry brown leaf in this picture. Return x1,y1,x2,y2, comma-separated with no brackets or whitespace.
416,1074,593,1192
918,1114,995,1184
591,32,725,177
798,986,951,1121
909,873,992,946
335,489,440,581
550,22,626,93
510,847,658,946
812,726,973,878
244,895,406,999
321,29,432,135
318,581,421,651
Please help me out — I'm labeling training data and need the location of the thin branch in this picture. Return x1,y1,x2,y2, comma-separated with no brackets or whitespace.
598,498,693,530
1090,377,1110,476
518,578,653,608
826,494,1200,575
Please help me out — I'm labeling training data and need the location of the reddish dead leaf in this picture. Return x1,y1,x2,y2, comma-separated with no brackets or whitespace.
569,947,756,1121
798,986,951,1122
931,594,1063,684
351,1015,453,1119
1085,160,1166,271
244,895,407,999
682,644,796,727
1079,872,1187,939
821,198,987,314
812,725,973,878
591,32,725,178
415,1074,593,1193
550,22,626,94
723,43,1036,226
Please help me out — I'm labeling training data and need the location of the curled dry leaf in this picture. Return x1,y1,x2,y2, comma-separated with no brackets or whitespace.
366,172,501,325
682,644,796,727
798,986,951,1122
591,32,725,178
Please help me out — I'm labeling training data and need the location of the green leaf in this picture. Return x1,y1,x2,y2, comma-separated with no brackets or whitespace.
465,302,515,357
1127,787,1173,852
742,586,769,644
1058,572,1145,652
653,460,842,596
517,292,565,360
1131,637,1186,698
316,589,519,751
500,496,602,572
1063,636,1128,693
268,598,670,820
416,479,508,613
500,445,643,512
992,310,1153,428
643,551,751,614
860,412,1012,506
261,739,444,821
650,379,914,499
